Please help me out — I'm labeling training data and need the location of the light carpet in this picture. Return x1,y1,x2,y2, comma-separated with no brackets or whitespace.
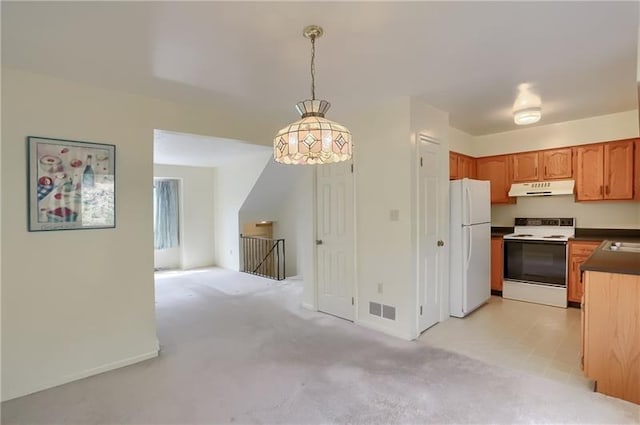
2,268,639,424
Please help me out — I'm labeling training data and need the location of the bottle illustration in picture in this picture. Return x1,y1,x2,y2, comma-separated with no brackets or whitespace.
83,154,95,188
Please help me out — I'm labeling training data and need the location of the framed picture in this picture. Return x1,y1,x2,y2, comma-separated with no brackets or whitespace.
28,136,116,231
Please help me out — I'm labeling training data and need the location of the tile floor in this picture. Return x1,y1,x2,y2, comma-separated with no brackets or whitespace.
418,296,592,390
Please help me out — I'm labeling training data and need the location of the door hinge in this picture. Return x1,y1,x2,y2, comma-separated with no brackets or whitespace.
352,297,354,305
350,163,354,173
420,157,423,167
420,305,423,315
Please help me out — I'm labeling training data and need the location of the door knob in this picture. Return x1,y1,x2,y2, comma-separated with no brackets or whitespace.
316,240,323,245
437,240,445,247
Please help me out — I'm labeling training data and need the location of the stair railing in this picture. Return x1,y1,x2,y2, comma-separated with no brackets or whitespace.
240,235,285,280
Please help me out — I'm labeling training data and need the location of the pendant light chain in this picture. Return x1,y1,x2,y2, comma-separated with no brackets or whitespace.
310,35,316,100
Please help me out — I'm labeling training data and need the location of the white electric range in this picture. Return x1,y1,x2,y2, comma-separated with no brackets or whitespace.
502,218,575,308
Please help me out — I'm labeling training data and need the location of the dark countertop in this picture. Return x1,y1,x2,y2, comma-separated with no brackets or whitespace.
581,240,640,276
571,228,640,242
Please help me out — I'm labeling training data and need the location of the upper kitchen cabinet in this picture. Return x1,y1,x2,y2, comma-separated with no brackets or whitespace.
604,140,634,200
449,151,477,180
541,148,572,180
458,154,476,179
512,148,572,183
477,155,514,204
575,144,605,201
512,152,539,182
575,140,634,201
449,152,459,180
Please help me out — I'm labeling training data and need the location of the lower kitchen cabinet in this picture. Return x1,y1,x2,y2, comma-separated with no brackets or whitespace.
491,237,503,292
567,240,600,303
583,270,640,404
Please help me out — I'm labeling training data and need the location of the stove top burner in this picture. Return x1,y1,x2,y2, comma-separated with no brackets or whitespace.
512,234,533,237
543,235,565,239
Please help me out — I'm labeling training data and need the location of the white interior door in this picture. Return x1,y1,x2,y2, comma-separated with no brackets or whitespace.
316,162,354,321
418,138,442,332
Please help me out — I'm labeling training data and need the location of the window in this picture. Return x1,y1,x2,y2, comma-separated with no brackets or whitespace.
154,179,180,249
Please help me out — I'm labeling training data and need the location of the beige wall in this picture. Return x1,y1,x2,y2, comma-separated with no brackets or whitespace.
342,97,450,340
449,126,474,156
455,110,640,229
213,152,271,271
1,67,274,401
492,197,640,229
471,110,638,157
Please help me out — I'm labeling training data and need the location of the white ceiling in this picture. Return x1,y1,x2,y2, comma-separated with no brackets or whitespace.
154,130,270,168
2,1,638,135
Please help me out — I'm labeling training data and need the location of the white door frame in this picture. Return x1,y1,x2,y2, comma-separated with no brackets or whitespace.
313,162,357,320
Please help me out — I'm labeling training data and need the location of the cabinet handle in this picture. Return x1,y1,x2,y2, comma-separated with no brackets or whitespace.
544,166,547,176
600,186,603,195
605,185,610,195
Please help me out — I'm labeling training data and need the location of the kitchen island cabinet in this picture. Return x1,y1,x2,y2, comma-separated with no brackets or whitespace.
635,139,640,200
581,245,640,405
567,240,600,303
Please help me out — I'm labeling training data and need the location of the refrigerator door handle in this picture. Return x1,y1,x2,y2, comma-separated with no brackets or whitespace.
465,186,472,225
464,226,472,270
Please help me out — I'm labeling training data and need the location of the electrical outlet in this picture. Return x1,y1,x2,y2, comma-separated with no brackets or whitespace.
377,283,383,294
389,209,399,221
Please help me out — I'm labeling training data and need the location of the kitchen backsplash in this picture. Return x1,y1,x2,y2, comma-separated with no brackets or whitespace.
491,196,640,228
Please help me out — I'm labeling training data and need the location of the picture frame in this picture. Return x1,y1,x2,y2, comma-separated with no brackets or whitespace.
28,136,116,231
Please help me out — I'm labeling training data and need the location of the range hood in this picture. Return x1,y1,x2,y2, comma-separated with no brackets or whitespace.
508,180,575,197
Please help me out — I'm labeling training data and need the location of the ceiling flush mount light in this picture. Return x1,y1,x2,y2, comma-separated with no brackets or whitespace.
514,106,542,125
513,84,542,126
273,25,352,165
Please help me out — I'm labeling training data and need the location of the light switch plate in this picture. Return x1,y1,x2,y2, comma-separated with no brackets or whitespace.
389,209,400,221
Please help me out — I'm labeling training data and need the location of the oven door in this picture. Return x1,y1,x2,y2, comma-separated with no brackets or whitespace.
503,239,567,287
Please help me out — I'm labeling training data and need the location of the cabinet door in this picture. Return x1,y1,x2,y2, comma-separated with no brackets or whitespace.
568,241,599,303
458,155,475,179
542,148,572,180
568,254,587,303
477,156,513,204
575,144,604,201
512,152,539,182
491,237,503,291
604,140,634,200
449,152,459,180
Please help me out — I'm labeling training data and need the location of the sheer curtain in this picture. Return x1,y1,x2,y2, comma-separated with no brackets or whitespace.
154,179,180,250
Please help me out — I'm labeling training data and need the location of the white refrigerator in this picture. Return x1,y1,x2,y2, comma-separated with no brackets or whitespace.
450,178,491,318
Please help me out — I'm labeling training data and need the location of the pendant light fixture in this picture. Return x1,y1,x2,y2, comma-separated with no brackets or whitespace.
274,25,352,165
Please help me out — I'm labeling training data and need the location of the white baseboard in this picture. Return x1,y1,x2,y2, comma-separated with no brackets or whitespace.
301,302,316,311
2,348,159,402
355,318,415,341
